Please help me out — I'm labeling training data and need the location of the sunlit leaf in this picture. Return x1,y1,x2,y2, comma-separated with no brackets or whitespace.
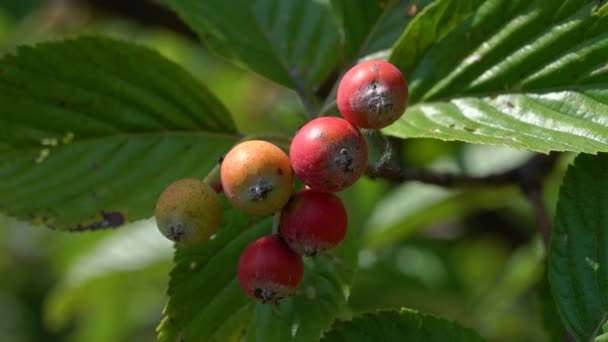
385,0,608,153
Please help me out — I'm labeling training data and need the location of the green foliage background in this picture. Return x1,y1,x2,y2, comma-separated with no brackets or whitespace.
0,0,607,341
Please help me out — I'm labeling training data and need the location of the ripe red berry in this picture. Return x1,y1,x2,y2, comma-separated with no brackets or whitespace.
280,189,347,256
237,235,304,304
221,140,293,215
337,59,408,129
290,117,367,192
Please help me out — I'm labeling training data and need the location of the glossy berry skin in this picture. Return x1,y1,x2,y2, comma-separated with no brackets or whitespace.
221,140,293,215
280,189,347,256
155,178,221,246
238,235,304,304
337,59,408,129
290,117,367,192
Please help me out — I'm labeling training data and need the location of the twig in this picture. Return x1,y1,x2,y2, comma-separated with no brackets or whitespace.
366,151,560,248
366,152,558,187
526,189,552,248
272,213,281,235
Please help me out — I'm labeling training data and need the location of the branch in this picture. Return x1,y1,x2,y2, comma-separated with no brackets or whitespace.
367,152,558,187
366,151,560,248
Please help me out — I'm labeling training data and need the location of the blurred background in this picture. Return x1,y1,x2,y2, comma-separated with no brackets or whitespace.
0,1,569,341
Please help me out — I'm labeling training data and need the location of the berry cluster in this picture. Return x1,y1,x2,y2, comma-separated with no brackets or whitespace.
154,60,408,304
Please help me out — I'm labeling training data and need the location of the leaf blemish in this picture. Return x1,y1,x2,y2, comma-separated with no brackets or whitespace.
62,132,74,144
68,211,126,231
41,138,59,146
586,257,600,272
34,148,51,164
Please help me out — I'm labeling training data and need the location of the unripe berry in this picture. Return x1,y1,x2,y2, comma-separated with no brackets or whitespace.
155,178,221,246
221,140,293,215
337,59,408,129
290,117,367,192
280,189,347,256
238,235,304,304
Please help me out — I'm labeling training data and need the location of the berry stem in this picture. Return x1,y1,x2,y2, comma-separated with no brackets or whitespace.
272,212,281,235
203,163,221,185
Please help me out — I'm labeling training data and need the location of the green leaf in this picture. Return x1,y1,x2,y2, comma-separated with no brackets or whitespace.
321,308,486,341
385,0,608,153
0,36,239,231
329,0,432,59
364,184,520,248
538,269,566,342
157,205,355,342
549,152,608,340
164,0,340,102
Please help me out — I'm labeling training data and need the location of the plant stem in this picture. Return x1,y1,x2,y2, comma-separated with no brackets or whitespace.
272,213,281,235
202,163,221,185
366,152,560,248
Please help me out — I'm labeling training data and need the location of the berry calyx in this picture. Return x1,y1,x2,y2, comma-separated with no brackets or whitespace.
290,117,367,192
280,189,347,256
154,178,221,246
337,59,408,129
221,140,293,215
237,235,304,304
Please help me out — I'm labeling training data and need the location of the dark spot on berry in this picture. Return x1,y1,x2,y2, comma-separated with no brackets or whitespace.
248,180,273,201
334,147,354,172
254,287,279,304
303,245,319,257
277,167,283,176
218,156,225,164
371,64,379,73
168,223,185,241
364,82,393,116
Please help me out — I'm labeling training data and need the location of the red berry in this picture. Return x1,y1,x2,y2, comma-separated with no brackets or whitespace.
337,59,408,129
290,117,367,192
237,235,304,304
280,189,347,256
